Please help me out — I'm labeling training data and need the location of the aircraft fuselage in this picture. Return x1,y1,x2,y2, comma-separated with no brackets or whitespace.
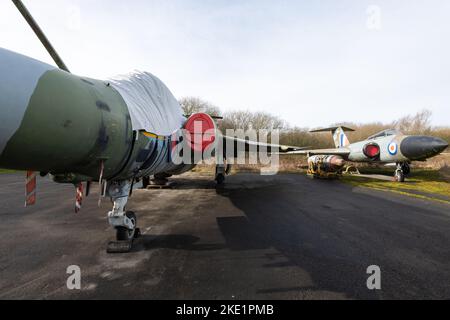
346,134,447,163
0,48,192,183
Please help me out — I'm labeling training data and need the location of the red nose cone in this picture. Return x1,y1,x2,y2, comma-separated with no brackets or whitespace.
184,113,216,152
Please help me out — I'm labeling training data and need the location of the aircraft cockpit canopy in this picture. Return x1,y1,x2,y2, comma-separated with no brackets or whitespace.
367,129,401,140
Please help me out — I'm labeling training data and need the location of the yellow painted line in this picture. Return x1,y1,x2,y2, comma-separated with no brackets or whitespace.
142,131,166,140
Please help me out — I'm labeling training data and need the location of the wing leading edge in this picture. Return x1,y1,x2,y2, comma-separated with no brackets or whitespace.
222,135,306,158
287,148,351,156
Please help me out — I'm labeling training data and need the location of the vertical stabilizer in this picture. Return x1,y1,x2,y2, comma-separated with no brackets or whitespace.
309,126,355,148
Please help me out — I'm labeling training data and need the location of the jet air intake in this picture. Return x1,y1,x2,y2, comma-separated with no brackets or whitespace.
363,143,380,160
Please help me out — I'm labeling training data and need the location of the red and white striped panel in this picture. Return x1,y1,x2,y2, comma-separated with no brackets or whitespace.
25,171,36,207
75,183,83,213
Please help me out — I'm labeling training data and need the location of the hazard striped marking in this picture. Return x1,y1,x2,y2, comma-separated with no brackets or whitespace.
25,171,36,207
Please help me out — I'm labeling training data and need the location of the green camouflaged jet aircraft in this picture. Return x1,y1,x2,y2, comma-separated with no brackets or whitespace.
0,1,301,253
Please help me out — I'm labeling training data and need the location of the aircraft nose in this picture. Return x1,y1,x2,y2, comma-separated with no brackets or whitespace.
0,48,55,155
400,136,448,160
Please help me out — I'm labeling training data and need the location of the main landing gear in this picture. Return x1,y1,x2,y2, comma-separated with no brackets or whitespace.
394,162,410,182
144,173,174,189
106,180,140,253
215,163,231,185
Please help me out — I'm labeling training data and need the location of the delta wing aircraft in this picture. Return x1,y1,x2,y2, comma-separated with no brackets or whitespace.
289,126,448,182
0,1,302,252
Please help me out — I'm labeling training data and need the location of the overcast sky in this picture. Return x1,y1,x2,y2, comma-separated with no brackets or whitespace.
1,0,449,128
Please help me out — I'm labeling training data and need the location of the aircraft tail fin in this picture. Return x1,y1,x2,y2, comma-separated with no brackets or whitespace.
310,126,355,148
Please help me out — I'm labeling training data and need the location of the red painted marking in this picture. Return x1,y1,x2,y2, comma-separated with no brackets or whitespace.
184,113,216,152
26,192,36,206
26,178,36,194
25,171,36,206
75,182,83,213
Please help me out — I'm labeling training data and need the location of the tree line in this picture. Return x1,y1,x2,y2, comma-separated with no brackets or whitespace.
179,97,450,149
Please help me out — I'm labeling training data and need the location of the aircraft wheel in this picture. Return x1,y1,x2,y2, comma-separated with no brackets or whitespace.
216,173,225,185
116,211,136,241
394,170,405,182
401,163,411,175
142,176,150,188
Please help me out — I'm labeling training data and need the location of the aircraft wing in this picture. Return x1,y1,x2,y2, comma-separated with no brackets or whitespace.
287,148,351,156
222,135,305,157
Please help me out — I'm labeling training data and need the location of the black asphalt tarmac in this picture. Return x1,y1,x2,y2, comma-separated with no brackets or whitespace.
0,172,449,299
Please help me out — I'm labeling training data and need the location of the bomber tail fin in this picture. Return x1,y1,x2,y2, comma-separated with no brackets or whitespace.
310,126,355,148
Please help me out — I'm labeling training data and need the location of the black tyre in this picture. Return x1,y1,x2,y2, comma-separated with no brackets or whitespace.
116,211,137,241
142,176,150,188
215,173,225,185
394,170,405,182
401,163,411,175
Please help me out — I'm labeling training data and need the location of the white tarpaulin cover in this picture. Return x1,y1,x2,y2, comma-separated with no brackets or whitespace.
108,71,185,135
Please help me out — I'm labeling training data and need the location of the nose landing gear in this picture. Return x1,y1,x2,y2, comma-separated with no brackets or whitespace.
215,163,231,185
105,180,141,253
394,162,410,182
116,211,138,241
401,162,411,175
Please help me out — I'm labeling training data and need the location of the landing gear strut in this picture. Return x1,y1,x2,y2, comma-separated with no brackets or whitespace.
106,180,140,253
394,162,410,182
215,157,232,185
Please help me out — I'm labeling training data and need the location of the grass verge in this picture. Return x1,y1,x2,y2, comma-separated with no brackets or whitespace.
341,168,450,205
0,169,18,174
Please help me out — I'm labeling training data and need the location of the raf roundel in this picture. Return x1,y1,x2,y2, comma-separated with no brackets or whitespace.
388,142,398,155
340,132,349,147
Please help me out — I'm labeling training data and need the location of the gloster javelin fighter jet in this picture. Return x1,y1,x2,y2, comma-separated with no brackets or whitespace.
289,126,448,182
0,1,301,252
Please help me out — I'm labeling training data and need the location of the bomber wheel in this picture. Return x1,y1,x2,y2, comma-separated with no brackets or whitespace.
394,170,405,182
116,211,137,241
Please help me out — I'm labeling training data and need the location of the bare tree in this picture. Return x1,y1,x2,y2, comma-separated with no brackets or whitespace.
394,109,432,135
220,110,286,131
179,97,221,117
220,111,253,131
280,127,332,149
